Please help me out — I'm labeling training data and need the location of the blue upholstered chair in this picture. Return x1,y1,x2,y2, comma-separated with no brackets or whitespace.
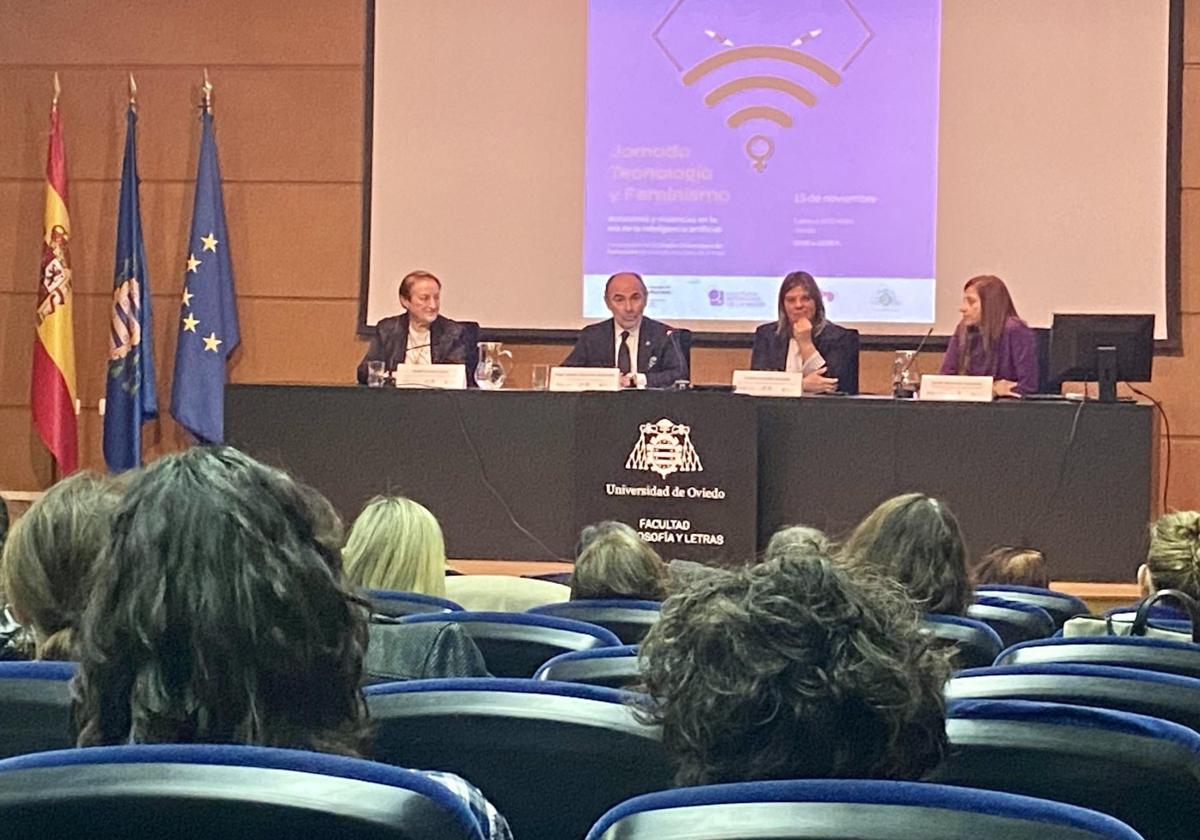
534,645,641,689
995,635,1200,678
399,611,620,677
0,661,75,759
929,698,1200,839
974,584,1089,628
528,600,661,645
967,595,1056,648
0,743,488,839
921,614,1004,670
583,779,1142,840
365,677,671,840
947,663,1200,731
365,589,464,618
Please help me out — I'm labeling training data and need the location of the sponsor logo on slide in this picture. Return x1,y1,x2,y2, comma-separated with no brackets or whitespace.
626,418,704,479
708,289,725,307
652,0,875,172
873,287,902,309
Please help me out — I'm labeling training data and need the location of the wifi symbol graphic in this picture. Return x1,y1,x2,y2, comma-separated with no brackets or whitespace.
682,45,843,172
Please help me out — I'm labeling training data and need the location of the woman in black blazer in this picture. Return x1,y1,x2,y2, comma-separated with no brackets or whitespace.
749,271,859,395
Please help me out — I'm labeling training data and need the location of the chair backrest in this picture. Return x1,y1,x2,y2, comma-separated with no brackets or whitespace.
534,645,641,689
460,320,480,387
365,621,490,684
366,677,672,840
584,778,1142,840
921,614,1004,670
967,596,1056,648
947,663,1200,732
399,611,621,677
0,661,76,759
930,698,1200,840
974,585,1089,628
365,589,463,618
529,600,662,645
996,635,1200,678
0,743,486,840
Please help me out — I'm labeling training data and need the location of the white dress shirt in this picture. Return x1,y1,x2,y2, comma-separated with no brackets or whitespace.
786,338,826,376
407,323,432,365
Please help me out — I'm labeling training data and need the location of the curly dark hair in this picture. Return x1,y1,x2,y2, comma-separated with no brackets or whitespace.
73,447,370,756
841,492,973,616
635,549,951,786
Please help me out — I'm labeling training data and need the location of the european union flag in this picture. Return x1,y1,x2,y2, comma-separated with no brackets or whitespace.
103,106,158,472
170,110,240,444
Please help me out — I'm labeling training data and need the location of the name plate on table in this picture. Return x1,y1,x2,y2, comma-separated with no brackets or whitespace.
392,363,467,390
918,374,994,402
549,367,621,392
732,370,804,397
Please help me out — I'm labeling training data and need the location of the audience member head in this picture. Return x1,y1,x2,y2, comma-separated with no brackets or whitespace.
764,524,830,560
342,495,447,597
636,550,950,785
0,472,122,660
571,529,667,601
954,275,1020,372
574,519,639,559
775,271,827,336
973,546,1050,589
73,446,369,755
842,492,972,616
296,482,345,574
1139,511,1200,600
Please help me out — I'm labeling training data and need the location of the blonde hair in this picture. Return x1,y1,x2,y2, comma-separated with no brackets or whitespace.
342,496,446,596
1145,511,1200,599
571,530,667,601
0,471,122,660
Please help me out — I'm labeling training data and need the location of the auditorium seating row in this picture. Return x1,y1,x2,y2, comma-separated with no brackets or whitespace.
5,643,1200,839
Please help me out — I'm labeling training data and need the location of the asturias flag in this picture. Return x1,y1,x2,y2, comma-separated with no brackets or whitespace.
170,110,240,443
31,99,78,474
103,106,158,471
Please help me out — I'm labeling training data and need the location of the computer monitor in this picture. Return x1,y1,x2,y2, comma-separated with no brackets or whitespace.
1048,314,1154,402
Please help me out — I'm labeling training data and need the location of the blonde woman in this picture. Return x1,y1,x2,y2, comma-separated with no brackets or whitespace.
342,496,447,596
1138,511,1200,600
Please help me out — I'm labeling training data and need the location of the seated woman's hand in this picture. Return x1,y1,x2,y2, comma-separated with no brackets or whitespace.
791,317,814,344
803,367,838,394
993,379,1021,399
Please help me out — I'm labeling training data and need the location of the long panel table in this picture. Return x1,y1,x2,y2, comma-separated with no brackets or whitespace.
226,385,1153,581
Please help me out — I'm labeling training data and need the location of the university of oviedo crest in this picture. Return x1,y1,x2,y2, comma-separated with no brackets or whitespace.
626,418,703,479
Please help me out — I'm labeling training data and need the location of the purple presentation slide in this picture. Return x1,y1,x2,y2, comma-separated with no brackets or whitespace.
583,0,942,323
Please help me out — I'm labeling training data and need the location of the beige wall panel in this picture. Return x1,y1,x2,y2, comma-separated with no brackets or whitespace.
0,67,363,183
1185,66,1200,188
1140,314,1200,436
1189,0,1200,64
227,297,363,384
0,1,365,68
1162,436,1200,511
0,180,45,293
1183,189,1200,314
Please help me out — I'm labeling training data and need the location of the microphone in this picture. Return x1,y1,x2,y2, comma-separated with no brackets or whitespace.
665,327,690,389
900,327,934,376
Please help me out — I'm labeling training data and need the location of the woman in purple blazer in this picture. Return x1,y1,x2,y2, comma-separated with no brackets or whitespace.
939,275,1038,397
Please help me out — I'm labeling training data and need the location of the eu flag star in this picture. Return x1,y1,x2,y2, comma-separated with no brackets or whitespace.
202,332,223,353
200,232,219,252
186,254,202,273
182,313,199,333
181,287,194,307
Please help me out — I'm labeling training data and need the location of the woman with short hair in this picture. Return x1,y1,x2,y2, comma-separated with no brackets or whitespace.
342,495,447,596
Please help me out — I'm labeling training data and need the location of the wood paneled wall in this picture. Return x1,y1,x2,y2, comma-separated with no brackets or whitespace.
1,1,1197,520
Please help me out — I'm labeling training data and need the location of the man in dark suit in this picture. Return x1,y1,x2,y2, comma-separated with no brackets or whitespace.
562,272,688,388
357,270,471,384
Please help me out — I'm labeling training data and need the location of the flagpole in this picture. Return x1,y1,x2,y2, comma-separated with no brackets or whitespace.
201,68,212,114
128,72,137,111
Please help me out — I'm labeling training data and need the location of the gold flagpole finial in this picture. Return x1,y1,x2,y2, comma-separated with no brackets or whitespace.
52,72,61,107
128,73,138,110
201,68,213,114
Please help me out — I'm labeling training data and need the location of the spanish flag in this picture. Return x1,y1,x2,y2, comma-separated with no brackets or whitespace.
31,89,78,474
